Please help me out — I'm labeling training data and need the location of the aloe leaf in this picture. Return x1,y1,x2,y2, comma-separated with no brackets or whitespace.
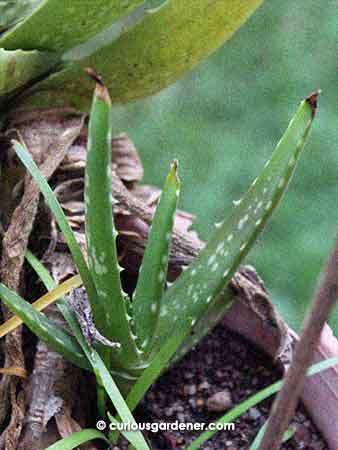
26,251,150,450
0,282,90,370
0,0,146,52
172,289,235,363
45,429,109,450
186,355,338,450
12,141,101,328
0,48,57,97
133,160,180,352
249,423,295,450
14,0,264,111
126,319,190,412
85,79,140,367
154,93,318,350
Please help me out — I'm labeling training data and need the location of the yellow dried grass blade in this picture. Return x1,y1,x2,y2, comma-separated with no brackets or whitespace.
0,274,82,338
0,367,28,378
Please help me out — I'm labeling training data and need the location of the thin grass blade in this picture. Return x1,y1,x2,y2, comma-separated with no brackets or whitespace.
12,140,101,325
249,422,295,450
44,429,109,450
133,160,180,353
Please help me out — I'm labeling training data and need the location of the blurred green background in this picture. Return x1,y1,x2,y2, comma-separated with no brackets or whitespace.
111,0,337,335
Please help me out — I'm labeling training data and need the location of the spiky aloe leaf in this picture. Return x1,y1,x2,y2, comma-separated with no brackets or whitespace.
85,76,140,368
133,160,180,353
13,0,264,111
0,283,90,370
0,0,146,52
172,288,235,363
44,429,109,450
12,140,100,327
0,48,57,98
126,320,190,411
153,93,319,351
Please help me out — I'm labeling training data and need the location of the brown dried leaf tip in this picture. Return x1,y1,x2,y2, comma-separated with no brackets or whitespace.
84,67,104,86
85,67,111,104
171,159,179,174
306,89,321,117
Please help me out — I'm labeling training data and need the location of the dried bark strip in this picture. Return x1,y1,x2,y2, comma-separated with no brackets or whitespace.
18,306,81,450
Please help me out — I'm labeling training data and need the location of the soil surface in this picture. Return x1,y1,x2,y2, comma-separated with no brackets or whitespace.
132,325,328,450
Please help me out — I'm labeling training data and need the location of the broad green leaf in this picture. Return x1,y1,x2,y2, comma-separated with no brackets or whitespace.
14,0,264,111
12,141,101,329
26,251,150,450
85,80,140,368
186,356,338,450
45,429,109,450
0,0,146,52
154,94,318,350
0,282,90,370
0,48,57,97
0,1,42,32
249,422,295,450
133,160,180,353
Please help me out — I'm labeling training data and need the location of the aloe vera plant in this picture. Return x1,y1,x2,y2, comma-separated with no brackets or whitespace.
0,84,319,449
0,84,318,383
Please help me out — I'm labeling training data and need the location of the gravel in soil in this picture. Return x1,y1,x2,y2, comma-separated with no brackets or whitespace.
132,325,328,450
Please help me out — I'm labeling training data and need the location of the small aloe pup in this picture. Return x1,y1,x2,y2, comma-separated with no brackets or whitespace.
0,77,319,395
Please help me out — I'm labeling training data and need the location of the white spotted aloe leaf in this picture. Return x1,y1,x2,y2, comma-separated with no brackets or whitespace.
85,76,141,370
132,160,180,354
153,92,319,353
0,282,90,370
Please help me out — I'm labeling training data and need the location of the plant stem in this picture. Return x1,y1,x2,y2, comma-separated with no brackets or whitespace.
259,235,338,450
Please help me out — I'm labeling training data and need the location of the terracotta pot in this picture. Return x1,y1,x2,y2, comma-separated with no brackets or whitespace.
223,301,338,450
